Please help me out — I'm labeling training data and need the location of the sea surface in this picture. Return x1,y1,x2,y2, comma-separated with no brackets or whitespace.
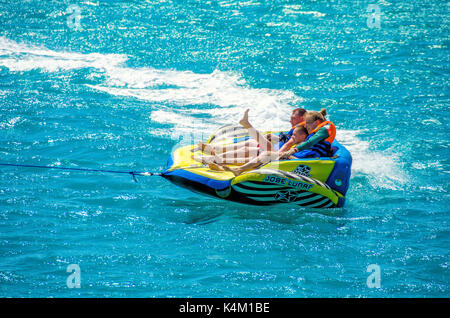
0,0,448,297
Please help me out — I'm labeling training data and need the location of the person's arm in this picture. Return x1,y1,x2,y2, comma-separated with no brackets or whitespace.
294,127,329,151
279,128,329,158
278,136,295,153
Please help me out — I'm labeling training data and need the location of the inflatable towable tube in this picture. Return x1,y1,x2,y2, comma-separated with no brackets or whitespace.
162,125,352,208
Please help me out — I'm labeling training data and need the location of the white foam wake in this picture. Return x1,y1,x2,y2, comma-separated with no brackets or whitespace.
89,65,303,137
336,129,409,190
0,37,301,135
0,37,127,72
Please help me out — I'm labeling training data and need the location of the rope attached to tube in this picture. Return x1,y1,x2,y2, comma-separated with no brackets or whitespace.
0,162,162,182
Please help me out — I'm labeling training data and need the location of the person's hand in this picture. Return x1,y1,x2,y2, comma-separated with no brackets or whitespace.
265,133,272,141
278,152,288,160
286,148,297,157
278,149,295,160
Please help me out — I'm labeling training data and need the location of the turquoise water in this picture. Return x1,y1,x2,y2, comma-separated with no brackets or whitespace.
0,0,448,297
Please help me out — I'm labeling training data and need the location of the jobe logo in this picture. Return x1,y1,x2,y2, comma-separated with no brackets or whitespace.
262,175,313,191
274,189,299,203
292,164,311,177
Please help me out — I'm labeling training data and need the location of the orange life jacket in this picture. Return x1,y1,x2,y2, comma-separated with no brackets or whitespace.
294,121,306,128
309,120,336,144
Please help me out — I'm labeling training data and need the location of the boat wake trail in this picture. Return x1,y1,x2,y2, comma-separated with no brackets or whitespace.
0,36,301,137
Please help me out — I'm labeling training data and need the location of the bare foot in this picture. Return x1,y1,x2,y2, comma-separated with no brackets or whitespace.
208,160,243,177
208,162,225,171
239,109,251,129
220,164,243,177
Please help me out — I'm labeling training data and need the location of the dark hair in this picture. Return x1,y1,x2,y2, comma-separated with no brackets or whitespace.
292,108,307,117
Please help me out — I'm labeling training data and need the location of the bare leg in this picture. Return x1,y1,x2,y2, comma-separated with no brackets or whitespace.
208,162,225,171
194,109,272,161
192,155,215,164
239,109,274,152
197,139,258,155
214,147,260,164
196,141,215,155
219,151,279,176
193,152,252,166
